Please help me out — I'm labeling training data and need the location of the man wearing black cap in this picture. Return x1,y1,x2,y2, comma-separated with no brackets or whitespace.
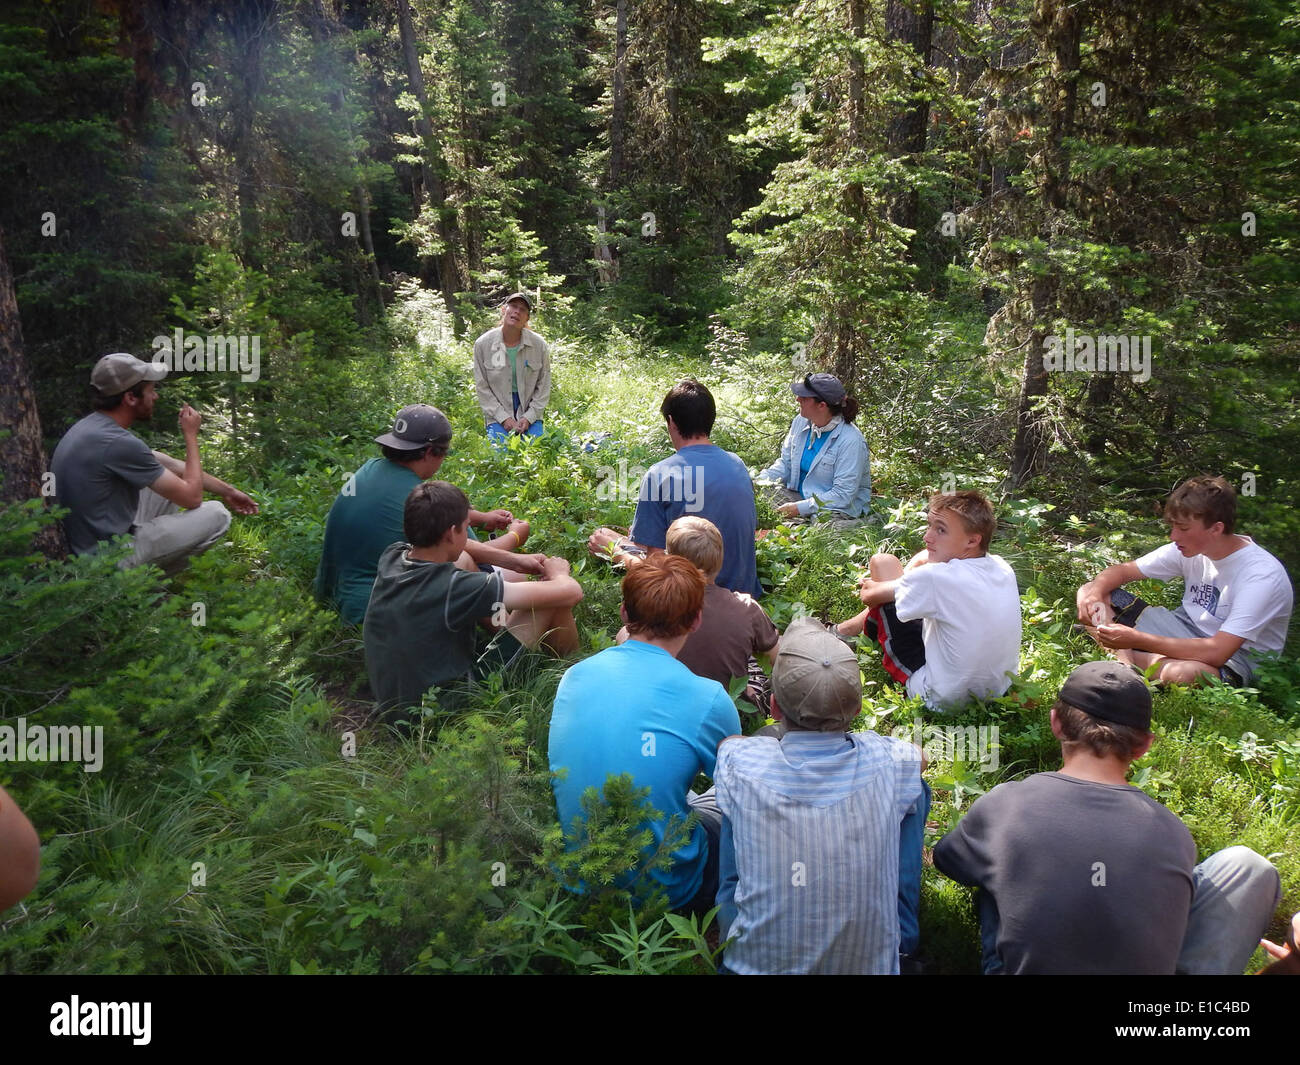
932,660,1281,974
50,352,258,569
472,293,550,442
314,404,543,624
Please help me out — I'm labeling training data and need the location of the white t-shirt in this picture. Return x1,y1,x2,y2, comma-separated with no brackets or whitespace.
1134,538,1293,655
895,553,1022,710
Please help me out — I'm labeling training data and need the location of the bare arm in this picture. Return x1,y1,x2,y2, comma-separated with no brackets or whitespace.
154,448,258,514
501,557,585,611
0,785,40,913
1077,561,1145,623
587,527,662,568
149,405,203,510
1094,625,1245,669
856,575,900,608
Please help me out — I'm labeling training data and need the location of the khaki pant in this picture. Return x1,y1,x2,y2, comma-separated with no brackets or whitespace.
124,489,231,572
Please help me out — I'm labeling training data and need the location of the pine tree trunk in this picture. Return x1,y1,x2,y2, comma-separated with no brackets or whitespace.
1008,0,1083,488
0,226,66,559
356,182,384,311
885,0,934,233
610,0,628,186
396,0,464,321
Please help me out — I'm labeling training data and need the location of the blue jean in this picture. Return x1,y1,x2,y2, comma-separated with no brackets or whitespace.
682,788,722,918
486,391,544,443
898,781,932,957
977,845,1280,974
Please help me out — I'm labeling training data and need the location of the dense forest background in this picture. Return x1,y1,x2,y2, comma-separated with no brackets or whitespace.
1,0,1298,975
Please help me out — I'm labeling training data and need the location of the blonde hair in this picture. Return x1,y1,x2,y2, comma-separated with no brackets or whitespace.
666,516,723,581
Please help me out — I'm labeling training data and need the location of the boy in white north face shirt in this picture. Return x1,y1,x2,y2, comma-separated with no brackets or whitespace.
836,491,1022,711
1076,475,1293,686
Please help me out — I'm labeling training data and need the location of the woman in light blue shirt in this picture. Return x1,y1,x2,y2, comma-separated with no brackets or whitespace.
756,373,871,523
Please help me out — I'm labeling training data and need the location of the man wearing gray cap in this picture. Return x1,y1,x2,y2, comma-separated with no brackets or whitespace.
472,292,550,442
49,352,257,569
933,660,1281,974
314,404,542,624
713,617,928,974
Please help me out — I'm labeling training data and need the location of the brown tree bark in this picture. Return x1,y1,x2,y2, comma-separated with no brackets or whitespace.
0,226,67,559
885,0,934,234
396,0,464,320
610,0,628,187
1008,0,1084,488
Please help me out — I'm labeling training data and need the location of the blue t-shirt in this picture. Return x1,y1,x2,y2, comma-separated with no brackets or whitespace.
549,640,742,908
797,432,830,494
314,457,420,623
628,444,762,598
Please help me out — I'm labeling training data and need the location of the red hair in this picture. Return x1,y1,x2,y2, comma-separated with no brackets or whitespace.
622,555,705,639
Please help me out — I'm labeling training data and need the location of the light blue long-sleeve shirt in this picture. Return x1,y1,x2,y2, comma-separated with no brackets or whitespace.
715,731,925,974
757,416,872,518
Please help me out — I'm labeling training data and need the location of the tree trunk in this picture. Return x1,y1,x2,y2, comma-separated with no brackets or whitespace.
0,225,67,559
885,0,934,233
396,0,463,321
610,0,628,187
1008,0,1083,488
228,0,278,271
356,182,384,309
848,0,867,145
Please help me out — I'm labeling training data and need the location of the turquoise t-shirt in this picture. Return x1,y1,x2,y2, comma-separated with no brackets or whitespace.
797,431,830,495
548,641,741,909
313,457,421,623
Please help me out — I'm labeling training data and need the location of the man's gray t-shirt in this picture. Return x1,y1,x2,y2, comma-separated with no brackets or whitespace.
932,772,1196,974
50,413,164,555
363,543,505,713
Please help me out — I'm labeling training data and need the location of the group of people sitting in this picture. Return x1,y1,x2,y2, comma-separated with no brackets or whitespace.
33,337,1298,973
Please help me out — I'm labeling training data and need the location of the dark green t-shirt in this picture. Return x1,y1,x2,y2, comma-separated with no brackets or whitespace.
363,543,504,714
314,457,421,624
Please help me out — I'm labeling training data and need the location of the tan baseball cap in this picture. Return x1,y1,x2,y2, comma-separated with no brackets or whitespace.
772,617,863,731
91,352,168,394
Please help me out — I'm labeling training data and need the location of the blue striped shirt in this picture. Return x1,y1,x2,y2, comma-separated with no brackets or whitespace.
715,731,924,974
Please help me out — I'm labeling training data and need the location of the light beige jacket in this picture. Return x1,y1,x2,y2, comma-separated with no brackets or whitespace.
471,326,551,425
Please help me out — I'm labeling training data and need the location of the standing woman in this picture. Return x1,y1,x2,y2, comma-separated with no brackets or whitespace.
756,372,871,524
472,292,551,442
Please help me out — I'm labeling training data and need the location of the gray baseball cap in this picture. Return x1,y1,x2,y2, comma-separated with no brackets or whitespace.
772,617,863,731
91,352,168,394
375,404,453,451
503,292,533,311
791,373,846,406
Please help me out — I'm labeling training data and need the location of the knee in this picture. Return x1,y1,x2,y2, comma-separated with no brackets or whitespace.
203,501,232,534
868,553,902,579
1156,659,1217,686
1200,846,1282,909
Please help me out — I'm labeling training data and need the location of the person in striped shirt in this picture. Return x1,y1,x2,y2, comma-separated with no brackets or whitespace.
714,617,929,974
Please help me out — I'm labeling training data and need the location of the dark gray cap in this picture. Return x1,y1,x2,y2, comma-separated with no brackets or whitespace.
504,292,533,311
375,404,452,451
1058,660,1152,730
791,373,845,406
